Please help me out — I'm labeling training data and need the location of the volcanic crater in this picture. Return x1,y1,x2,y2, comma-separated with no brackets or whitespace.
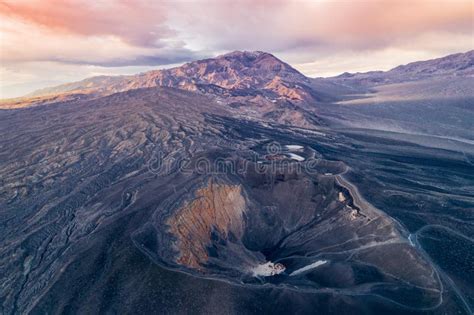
132,150,441,307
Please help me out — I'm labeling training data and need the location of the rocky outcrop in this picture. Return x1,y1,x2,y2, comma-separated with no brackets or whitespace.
264,76,310,101
167,180,246,269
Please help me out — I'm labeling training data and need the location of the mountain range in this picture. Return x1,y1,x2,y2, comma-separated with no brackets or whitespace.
25,49,474,95
3,50,473,113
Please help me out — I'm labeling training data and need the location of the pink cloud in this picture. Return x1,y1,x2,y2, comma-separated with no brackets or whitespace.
171,0,473,52
1,0,472,57
0,0,172,46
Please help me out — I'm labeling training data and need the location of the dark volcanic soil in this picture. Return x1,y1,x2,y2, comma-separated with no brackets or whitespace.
1,86,472,314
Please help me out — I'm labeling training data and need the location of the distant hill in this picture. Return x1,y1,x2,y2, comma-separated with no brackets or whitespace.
324,50,474,86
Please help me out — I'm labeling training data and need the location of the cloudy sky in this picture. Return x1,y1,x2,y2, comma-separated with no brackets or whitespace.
1,0,473,98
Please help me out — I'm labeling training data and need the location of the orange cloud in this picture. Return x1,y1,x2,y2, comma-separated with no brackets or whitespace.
0,0,172,46
307,0,473,46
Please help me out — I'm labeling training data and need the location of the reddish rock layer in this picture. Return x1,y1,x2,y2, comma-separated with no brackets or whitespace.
167,181,246,270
